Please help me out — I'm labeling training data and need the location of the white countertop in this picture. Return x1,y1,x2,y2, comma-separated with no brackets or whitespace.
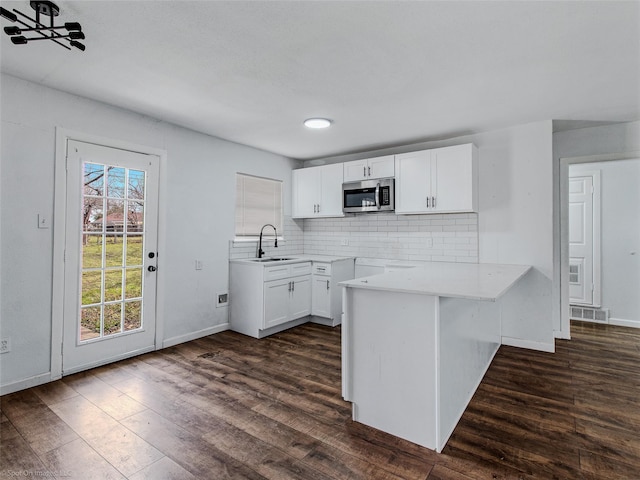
230,254,354,265
340,262,531,301
297,254,355,263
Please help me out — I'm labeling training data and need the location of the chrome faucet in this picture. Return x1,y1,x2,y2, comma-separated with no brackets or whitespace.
258,223,278,258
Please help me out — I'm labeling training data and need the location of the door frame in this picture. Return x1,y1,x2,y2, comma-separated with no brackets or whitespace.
51,128,167,380
567,170,601,307
558,150,639,340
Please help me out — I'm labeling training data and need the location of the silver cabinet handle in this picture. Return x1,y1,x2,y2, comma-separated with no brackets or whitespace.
426,197,430,208
432,196,436,208
363,166,367,177
292,281,295,292
326,280,330,290
288,281,292,292
317,203,320,213
368,166,371,176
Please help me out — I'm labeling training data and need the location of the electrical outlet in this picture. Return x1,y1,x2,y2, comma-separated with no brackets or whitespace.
195,260,203,270
216,292,229,308
0,338,11,354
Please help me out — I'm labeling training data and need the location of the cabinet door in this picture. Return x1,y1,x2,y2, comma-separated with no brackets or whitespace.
289,275,312,320
368,155,395,179
311,276,332,318
343,159,368,182
292,167,321,218
318,163,344,217
264,279,292,329
395,150,431,213
431,144,476,213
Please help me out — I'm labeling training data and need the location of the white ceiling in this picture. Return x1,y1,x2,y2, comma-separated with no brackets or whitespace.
1,1,639,160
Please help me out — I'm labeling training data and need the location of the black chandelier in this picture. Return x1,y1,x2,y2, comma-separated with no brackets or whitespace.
1,1,85,51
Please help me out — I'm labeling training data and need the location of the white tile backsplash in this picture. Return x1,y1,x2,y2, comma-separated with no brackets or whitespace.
229,216,305,259
302,212,478,263
229,213,478,263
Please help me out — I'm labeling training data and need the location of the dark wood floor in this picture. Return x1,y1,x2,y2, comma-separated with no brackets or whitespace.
1,320,639,479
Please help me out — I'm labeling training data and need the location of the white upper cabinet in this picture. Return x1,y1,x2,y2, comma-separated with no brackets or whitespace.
343,155,395,182
292,163,344,218
395,144,478,214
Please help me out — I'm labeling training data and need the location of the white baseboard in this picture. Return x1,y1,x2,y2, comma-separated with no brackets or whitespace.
501,336,555,353
609,317,640,329
1,372,52,396
162,323,230,348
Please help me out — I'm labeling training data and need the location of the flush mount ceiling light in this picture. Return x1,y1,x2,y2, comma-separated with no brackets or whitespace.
304,118,332,129
1,1,85,51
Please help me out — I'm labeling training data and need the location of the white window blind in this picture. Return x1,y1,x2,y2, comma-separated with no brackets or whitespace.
235,173,283,237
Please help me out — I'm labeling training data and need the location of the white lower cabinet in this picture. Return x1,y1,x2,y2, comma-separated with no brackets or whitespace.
310,259,355,327
230,257,354,336
230,260,312,338
311,276,332,319
264,275,311,329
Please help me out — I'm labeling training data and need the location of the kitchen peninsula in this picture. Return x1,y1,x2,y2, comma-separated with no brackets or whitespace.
340,262,552,452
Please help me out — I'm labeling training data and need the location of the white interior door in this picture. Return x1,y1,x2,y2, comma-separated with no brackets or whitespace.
568,174,600,306
62,140,159,374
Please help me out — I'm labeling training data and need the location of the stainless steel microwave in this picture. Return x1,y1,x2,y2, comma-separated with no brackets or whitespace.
342,178,395,213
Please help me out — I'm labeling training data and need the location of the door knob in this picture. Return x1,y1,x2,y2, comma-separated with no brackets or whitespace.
148,265,156,272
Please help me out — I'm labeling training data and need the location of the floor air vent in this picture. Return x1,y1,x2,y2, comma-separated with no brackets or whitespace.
571,306,609,323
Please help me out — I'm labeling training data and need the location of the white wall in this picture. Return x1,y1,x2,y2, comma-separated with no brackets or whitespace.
0,74,299,392
570,159,640,325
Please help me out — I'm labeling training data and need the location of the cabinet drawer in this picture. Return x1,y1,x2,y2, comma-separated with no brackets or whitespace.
312,262,332,276
264,261,312,281
264,264,293,281
290,262,312,277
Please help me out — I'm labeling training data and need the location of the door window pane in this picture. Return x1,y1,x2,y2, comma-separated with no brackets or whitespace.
128,170,145,200
82,235,103,269
84,163,104,196
125,268,142,298
81,271,102,305
127,202,144,233
104,235,124,267
104,270,123,302
106,199,125,234
126,235,143,266
124,301,142,331
104,303,122,336
107,167,126,198
80,306,101,341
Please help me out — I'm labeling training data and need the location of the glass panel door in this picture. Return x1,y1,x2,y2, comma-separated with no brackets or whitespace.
63,140,159,375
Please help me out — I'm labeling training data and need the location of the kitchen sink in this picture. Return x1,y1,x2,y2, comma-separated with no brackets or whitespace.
248,257,294,262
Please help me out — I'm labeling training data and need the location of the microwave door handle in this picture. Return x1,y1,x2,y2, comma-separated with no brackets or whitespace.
375,182,381,209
